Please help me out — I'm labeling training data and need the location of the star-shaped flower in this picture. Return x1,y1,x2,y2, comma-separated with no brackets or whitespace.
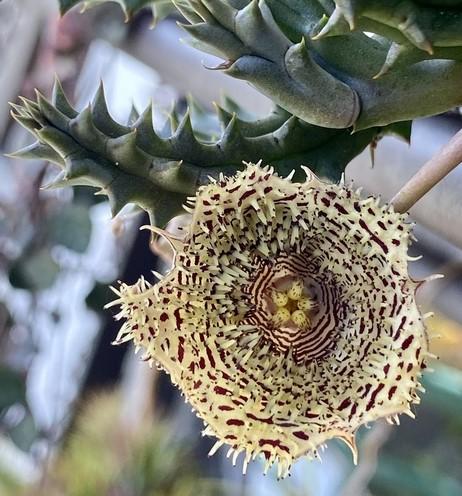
110,162,429,478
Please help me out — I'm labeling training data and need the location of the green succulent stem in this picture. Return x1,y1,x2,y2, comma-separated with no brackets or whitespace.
57,1,462,132
10,80,406,226
176,0,462,130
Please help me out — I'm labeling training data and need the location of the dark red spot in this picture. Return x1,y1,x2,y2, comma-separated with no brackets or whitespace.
359,219,389,254
393,316,407,341
219,405,233,411
238,189,256,206
160,312,168,322
258,439,290,453
275,193,296,203
338,398,351,411
401,335,414,350
214,386,231,395
174,308,183,329
334,202,348,214
366,383,385,411
388,386,397,400
360,385,371,399
178,338,184,363
206,347,216,368
227,419,245,426
247,413,273,424
293,431,309,440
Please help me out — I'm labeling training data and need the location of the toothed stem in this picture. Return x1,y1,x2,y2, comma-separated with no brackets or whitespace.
11,80,402,227
180,0,462,130
391,128,462,213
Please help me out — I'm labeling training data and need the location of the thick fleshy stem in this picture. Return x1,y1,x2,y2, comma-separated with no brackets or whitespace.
391,128,462,213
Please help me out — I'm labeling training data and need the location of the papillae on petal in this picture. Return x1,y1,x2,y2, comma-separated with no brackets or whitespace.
110,162,429,478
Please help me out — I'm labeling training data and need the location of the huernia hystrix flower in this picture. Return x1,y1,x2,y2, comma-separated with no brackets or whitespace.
109,162,430,478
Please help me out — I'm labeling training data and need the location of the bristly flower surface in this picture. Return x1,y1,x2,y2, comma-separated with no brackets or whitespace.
110,162,429,478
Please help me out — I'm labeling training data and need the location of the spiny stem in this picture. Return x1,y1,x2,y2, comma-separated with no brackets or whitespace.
391,128,462,213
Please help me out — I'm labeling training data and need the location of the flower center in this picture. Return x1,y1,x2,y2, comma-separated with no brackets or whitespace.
270,279,316,331
240,252,343,364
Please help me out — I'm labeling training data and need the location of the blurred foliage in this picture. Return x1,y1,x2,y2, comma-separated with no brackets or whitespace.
0,366,26,412
11,391,226,496
372,456,462,496
8,200,93,291
369,364,462,496
0,468,22,496
0,365,37,452
9,248,61,291
427,313,462,370
46,204,92,254
85,282,115,312
0,3,142,493
59,0,175,24
7,412,38,453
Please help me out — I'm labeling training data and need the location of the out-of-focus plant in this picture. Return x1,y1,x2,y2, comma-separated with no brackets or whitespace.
0,6,132,483
368,364,462,496
12,391,225,496
60,0,175,24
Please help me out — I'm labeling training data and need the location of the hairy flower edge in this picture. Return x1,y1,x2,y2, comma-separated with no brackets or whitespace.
108,162,431,478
